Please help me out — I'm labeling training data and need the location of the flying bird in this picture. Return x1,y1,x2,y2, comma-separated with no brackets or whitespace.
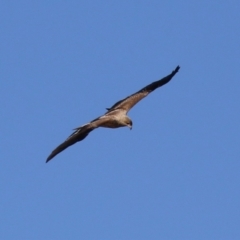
46,66,180,162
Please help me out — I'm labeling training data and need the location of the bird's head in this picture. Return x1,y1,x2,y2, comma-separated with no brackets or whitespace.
124,116,133,130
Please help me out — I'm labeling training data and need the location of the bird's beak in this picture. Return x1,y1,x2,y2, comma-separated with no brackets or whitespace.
128,125,132,130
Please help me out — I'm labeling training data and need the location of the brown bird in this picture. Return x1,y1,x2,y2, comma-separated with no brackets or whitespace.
46,66,180,162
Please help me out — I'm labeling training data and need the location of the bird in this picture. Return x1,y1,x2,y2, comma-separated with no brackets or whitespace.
46,66,180,162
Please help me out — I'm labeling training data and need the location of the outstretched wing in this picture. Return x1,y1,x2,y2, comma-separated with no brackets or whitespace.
46,117,107,162
46,124,93,162
106,66,180,113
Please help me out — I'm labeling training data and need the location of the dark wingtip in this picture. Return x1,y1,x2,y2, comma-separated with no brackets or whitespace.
46,150,59,163
46,148,60,163
174,65,180,73
46,155,52,163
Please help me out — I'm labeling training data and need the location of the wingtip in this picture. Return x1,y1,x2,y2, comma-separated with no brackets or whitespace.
46,154,54,163
175,65,180,72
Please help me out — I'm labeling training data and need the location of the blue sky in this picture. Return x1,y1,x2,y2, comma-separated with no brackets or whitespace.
1,1,240,239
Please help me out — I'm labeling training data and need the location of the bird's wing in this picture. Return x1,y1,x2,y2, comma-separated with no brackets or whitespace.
46,117,108,162
106,66,180,114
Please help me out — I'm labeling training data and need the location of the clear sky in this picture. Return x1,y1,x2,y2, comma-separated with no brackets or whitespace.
1,1,240,239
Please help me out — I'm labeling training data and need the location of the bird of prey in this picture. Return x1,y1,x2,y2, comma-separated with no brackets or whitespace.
46,66,180,162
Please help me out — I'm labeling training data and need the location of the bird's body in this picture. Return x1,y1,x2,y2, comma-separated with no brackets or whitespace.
46,66,180,162
95,111,131,128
